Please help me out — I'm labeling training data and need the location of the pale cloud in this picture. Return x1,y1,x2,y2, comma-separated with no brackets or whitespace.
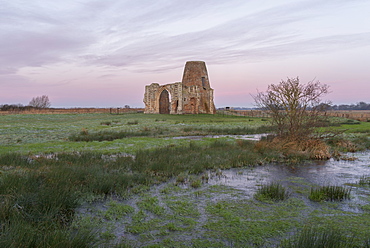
1,0,370,106
2,0,369,74
78,0,370,72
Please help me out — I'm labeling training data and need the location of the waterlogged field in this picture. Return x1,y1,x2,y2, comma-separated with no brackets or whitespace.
0,113,370,247
0,113,270,155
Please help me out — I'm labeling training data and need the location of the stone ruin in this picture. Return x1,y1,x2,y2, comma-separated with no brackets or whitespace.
143,61,216,114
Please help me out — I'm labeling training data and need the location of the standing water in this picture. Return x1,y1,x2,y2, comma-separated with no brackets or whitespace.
75,151,370,247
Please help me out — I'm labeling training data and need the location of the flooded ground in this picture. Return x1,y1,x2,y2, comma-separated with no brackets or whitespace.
75,151,370,247
209,151,370,192
208,151,370,212
170,134,268,141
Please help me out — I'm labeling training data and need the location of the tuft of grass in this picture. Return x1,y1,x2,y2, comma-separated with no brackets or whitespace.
100,121,112,126
358,175,370,186
280,226,350,248
127,120,138,125
254,182,289,202
309,186,351,202
176,172,188,184
137,196,165,216
104,201,135,220
190,178,202,188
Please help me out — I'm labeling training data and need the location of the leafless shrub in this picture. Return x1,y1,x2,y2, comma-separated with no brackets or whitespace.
253,77,330,141
29,95,51,108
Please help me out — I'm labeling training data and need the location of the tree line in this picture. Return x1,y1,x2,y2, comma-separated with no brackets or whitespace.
1,95,51,111
329,102,370,110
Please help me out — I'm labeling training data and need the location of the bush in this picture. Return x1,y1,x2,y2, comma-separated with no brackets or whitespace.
254,77,330,141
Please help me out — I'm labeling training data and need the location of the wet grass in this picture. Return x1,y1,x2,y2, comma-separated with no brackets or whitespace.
309,186,351,202
0,140,277,247
68,124,273,142
280,226,350,248
1,147,369,247
0,113,272,154
320,118,370,136
1,113,370,247
68,129,152,141
254,182,290,202
359,175,370,186
182,125,274,135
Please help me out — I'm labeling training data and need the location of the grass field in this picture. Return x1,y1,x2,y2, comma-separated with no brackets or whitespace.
0,113,271,155
0,113,369,247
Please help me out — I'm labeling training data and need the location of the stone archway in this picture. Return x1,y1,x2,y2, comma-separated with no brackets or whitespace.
159,89,170,114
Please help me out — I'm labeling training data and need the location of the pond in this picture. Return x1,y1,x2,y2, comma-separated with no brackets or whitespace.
208,151,370,212
75,151,370,247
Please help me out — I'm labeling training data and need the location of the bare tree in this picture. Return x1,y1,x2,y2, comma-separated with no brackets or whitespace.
254,77,330,141
29,95,51,108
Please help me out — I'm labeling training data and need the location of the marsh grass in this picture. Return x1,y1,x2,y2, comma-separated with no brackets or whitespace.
190,178,202,188
126,120,138,125
133,139,264,180
358,175,370,186
0,139,279,247
69,129,151,142
2,113,369,247
104,201,135,220
0,152,145,247
280,226,350,248
71,123,275,143
254,182,289,202
100,121,112,126
137,196,165,216
309,186,351,202
199,125,275,135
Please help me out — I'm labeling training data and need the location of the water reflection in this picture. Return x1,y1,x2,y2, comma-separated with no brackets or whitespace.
171,134,268,141
208,151,370,208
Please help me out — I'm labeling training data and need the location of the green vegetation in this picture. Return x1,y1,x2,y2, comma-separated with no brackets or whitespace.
280,226,351,248
0,113,272,154
0,112,369,247
254,182,290,202
309,186,351,202
359,175,370,186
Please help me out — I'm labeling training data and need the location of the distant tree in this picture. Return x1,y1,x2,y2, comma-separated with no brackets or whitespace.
0,104,31,111
124,105,130,109
253,77,330,141
356,102,370,110
331,102,370,110
29,95,51,108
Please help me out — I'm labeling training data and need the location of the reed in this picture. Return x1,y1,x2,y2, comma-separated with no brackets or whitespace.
68,129,151,142
358,175,370,186
254,182,289,202
281,226,349,248
309,186,351,202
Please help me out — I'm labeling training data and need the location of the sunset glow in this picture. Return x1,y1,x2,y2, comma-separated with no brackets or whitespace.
1,0,370,108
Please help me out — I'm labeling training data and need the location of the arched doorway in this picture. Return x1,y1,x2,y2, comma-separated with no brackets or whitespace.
159,89,170,114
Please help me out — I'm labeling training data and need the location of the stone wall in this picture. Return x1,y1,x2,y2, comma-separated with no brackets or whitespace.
143,61,216,114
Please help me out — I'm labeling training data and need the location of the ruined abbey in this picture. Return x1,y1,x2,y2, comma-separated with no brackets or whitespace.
143,61,216,114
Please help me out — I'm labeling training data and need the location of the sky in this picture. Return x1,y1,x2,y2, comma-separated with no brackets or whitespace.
1,0,370,108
